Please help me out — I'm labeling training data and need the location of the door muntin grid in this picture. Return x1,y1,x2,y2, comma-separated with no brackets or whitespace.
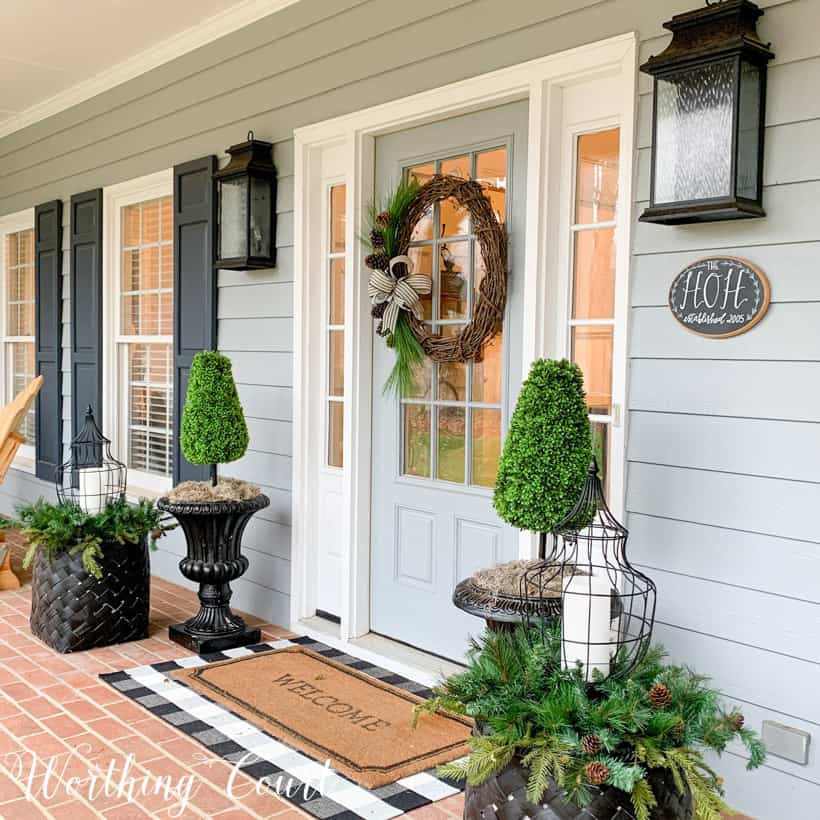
400,146,507,489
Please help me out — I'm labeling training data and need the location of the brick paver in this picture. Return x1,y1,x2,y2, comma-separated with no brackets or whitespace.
0,531,465,820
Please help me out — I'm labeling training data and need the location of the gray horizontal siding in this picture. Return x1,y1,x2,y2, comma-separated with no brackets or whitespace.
0,0,815,814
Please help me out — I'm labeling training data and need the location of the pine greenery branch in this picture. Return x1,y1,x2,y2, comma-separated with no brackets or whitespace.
426,625,765,818
8,497,171,580
383,313,425,398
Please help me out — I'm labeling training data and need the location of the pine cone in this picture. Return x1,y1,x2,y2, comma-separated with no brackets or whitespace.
365,252,389,271
727,711,745,731
369,228,385,248
584,761,609,786
375,210,390,226
580,734,602,756
649,682,673,710
371,301,387,319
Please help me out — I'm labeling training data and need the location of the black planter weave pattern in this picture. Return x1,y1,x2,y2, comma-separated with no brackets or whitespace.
464,763,692,820
30,538,150,653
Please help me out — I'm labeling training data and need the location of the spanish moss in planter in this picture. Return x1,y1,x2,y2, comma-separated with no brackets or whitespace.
158,351,269,652
417,627,766,820
0,498,169,653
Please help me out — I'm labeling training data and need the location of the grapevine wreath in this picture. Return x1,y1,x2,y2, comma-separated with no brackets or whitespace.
365,174,508,396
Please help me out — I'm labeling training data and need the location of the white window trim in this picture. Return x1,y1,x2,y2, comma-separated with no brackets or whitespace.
0,208,37,473
103,169,174,497
292,33,637,649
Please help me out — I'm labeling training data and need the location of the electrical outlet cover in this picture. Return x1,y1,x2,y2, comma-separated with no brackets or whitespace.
762,720,811,765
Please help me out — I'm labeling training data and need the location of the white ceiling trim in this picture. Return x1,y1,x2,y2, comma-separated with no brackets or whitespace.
0,0,301,141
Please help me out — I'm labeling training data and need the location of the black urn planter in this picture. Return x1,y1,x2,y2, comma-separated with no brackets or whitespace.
157,494,269,653
464,758,692,820
30,537,150,653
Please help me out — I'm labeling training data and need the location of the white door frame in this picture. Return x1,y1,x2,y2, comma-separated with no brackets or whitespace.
292,33,637,646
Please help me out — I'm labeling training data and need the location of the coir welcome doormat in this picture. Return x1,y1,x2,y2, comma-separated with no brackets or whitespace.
101,637,468,820
171,644,471,789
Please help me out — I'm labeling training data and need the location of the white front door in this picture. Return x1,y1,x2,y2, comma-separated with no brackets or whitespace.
370,101,528,660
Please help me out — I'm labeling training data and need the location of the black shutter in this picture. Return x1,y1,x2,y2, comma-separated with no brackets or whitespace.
173,156,217,484
69,189,103,437
34,200,63,482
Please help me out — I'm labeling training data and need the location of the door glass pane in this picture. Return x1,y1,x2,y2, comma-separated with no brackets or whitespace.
408,163,435,186
439,240,469,320
472,408,502,488
327,401,344,468
572,229,616,319
404,404,431,477
571,326,613,415
437,406,465,483
441,155,469,179
476,148,507,224
329,258,345,324
407,245,433,320
472,332,503,404
408,357,433,400
437,325,467,402
328,330,344,396
591,420,609,487
330,184,346,253
575,129,620,224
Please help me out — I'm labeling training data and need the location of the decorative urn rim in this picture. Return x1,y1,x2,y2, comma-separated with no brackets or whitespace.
156,493,270,516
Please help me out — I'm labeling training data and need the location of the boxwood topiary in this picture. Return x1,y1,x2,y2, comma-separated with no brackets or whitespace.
493,359,591,539
180,351,249,484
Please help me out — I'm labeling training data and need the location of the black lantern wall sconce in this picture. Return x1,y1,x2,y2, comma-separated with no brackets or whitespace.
214,131,277,270
640,0,774,225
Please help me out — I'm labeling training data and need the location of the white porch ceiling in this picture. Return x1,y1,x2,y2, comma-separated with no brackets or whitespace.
0,0,299,138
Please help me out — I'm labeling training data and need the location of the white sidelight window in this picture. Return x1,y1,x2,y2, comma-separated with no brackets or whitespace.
104,171,174,493
325,183,346,469
0,212,36,467
567,128,620,486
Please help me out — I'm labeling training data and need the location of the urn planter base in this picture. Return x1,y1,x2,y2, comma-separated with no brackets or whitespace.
168,620,260,654
157,493,269,653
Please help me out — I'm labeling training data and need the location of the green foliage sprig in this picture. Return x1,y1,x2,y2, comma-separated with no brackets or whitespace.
180,351,249,469
493,359,592,533
0,497,173,579
417,627,765,820
365,178,426,398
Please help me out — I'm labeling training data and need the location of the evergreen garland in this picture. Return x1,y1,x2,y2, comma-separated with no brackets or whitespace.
417,626,765,819
0,497,172,579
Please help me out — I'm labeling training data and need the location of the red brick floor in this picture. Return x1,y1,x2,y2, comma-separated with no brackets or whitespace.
0,532,466,820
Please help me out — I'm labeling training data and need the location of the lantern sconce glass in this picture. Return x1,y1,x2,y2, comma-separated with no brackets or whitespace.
214,131,277,270
640,0,774,225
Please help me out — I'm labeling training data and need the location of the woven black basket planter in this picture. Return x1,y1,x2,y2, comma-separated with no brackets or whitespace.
30,538,150,654
464,757,692,820
157,493,269,654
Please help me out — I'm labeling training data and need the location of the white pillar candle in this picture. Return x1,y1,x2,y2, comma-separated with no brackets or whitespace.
78,467,106,515
562,572,612,682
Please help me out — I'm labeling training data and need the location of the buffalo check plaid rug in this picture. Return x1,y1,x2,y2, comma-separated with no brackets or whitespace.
100,636,465,819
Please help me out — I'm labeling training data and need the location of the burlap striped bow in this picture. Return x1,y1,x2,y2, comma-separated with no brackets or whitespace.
367,255,432,335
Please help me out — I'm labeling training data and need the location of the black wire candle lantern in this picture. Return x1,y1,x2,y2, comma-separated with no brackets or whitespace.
56,407,127,514
522,458,656,684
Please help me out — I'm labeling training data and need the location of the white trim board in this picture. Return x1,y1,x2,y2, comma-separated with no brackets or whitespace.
0,0,302,141
292,32,638,653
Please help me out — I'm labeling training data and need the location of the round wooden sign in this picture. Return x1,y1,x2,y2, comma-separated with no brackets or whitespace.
668,256,770,338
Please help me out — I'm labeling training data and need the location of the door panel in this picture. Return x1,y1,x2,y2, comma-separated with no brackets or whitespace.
370,101,528,660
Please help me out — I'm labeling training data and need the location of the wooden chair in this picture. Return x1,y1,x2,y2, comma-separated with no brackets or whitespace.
0,376,44,590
